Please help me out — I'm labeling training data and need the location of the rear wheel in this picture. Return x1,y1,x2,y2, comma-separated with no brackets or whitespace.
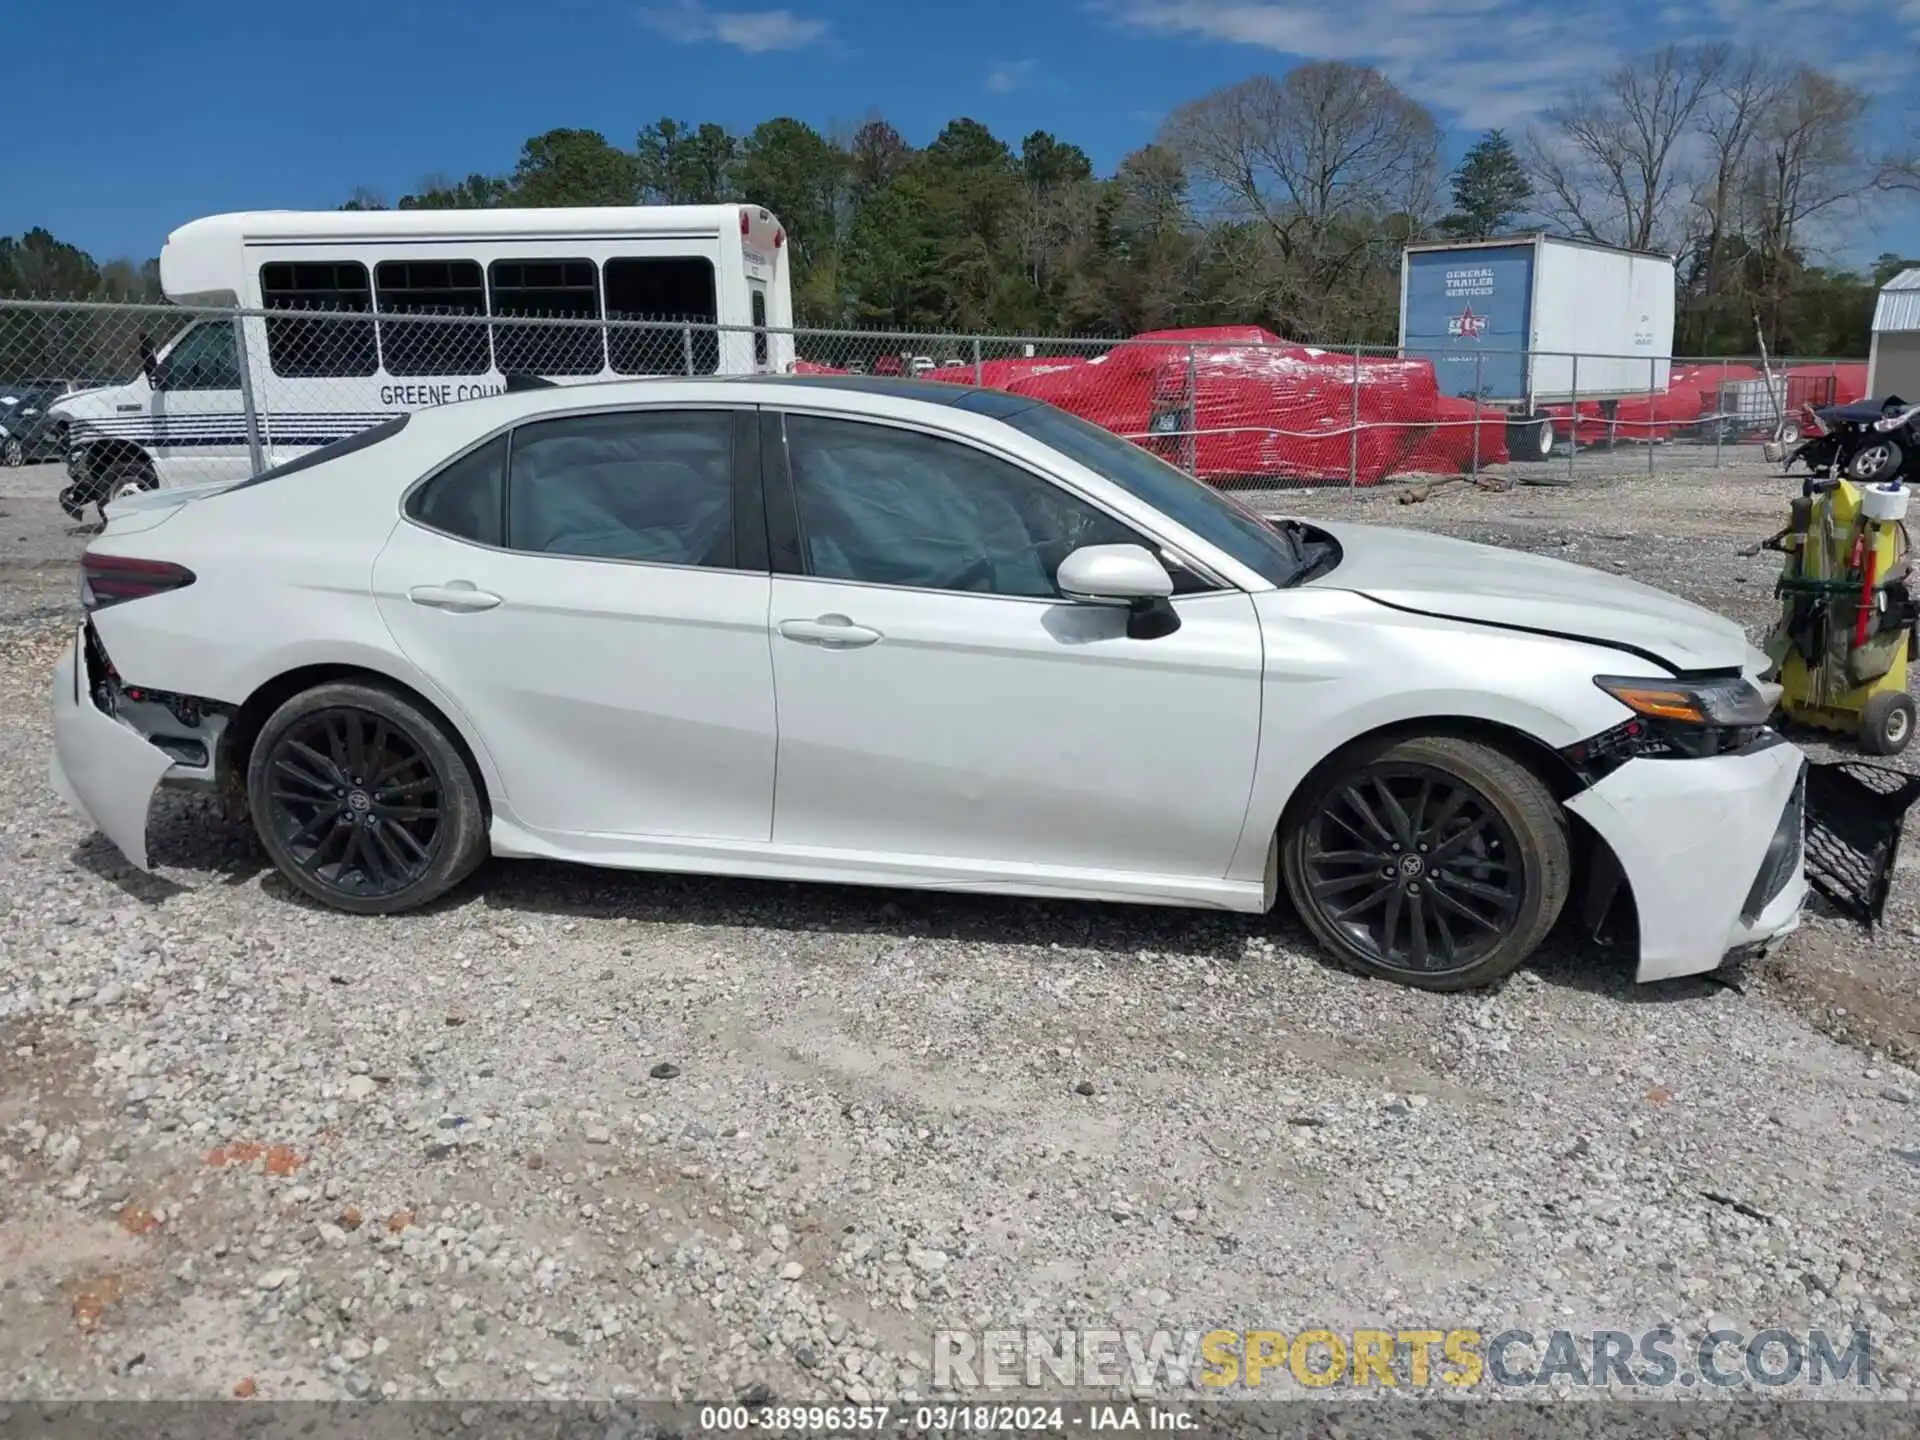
95,456,157,520
1280,735,1570,991
247,681,488,915
1506,416,1554,463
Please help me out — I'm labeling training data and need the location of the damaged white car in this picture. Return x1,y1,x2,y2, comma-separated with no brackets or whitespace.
49,375,1806,991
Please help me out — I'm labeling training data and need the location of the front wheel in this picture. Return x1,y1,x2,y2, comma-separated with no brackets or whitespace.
1846,439,1905,485
1860,691,1915,757
1,436,22,467
95,459,158,521
247,681,489,915
1280,735,1570,991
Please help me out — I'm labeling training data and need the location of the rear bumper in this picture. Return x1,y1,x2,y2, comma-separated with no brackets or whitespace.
1565,738,1807,983
47,624,174,871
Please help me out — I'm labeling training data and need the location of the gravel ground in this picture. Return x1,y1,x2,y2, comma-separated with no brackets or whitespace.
3,455,1920,1412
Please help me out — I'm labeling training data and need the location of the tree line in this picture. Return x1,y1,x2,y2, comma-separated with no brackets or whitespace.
8,46,1917,358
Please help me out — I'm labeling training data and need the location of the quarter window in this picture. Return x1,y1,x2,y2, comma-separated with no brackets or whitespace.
405,435,506,546
260,262,378,377
781,415,1158,599
488,259,604,376
605,257,719,376
506,410,734,568
375,260,490,377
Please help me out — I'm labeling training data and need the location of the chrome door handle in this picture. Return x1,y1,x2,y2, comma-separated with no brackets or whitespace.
409,581,502,612
777,615,882,648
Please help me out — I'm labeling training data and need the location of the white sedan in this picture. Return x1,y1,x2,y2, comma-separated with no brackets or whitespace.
48,375,1806,991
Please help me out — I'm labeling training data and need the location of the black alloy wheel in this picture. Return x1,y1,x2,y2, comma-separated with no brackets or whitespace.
262,706,445,899
1281,735,1569,990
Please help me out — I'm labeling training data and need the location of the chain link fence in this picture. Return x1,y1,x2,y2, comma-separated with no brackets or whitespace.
0,297,1868,504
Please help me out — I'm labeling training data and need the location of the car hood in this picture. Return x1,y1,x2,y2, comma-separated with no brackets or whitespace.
1301,520,1749,672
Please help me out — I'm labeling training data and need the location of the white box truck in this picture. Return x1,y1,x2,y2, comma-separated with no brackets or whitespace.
1398,234,1676,461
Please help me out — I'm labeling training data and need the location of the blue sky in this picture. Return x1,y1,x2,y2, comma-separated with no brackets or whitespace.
5,0,1914,268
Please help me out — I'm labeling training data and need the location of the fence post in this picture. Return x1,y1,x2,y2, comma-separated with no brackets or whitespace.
681,323,695,376
231,313,266,476
1470,350,1482,478
1567,353,1578,478
972,337,984,386
1348,346,1362,488
1184,345,1198,477
1714,358,1727,467
1648,356,1657,478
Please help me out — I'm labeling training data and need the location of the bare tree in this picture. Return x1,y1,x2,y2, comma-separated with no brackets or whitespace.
1737,67,1876,341
1528,44,1721,252
1161,63,1439,337
1683,47,1790,315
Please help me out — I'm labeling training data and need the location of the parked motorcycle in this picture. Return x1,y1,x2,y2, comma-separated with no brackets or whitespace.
1784,396,1917,482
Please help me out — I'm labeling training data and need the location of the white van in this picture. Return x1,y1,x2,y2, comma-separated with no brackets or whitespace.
53,203,793,513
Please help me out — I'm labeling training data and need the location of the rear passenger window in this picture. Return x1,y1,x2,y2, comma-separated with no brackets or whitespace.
376,260,490,376
488,259,603,376
605,257,719,376
507,411,734,568
407,435,505,546
261,262,378,378
751,290,769,369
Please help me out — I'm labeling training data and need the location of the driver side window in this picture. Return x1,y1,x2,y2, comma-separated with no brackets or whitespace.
160,322,241,391
782,414,1198,598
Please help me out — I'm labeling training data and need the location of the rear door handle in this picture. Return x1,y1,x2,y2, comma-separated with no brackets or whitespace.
409,581,502,612
778,615,882,649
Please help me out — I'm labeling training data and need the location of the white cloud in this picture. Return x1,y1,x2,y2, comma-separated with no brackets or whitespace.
987,59,1041,93
1099,0,1918,127
639,0,829,53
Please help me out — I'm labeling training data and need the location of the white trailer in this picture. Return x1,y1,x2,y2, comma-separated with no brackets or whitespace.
1399,234,1676,461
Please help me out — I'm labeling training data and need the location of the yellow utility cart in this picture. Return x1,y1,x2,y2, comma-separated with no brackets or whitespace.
1763,475,1919,755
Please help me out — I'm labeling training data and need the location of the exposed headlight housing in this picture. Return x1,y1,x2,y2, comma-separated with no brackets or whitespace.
1566,674,1777,772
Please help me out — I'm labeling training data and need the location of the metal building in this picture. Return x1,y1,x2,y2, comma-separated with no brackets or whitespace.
1868,268,1920,401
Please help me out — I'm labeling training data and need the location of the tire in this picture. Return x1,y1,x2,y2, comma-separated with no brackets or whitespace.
1,436,22,467
1779,423,1802,447
247,681,488,915
1280,734,1570,991
1859,691,1915,757
1506,416,1553,463
1846,439,1905,485
95,458,158,521
57,484,88,520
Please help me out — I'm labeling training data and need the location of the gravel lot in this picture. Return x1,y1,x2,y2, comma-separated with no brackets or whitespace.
4,454,1920,1410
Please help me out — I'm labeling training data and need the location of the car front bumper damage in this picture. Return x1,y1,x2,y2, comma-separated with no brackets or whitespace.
1566,737,1807,983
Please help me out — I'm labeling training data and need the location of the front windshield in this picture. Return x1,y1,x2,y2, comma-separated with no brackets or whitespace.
992,401,1303,586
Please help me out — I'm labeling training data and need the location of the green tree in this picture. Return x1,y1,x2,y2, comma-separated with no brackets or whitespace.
1438,130,1532,239
508,129,640,207
636,119,739,204
0,228,104,298
399,174,513,209
732,118,850,321
1872,252,1918,288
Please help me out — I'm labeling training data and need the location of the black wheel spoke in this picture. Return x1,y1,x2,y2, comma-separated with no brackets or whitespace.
1405,891,1431,969
263,705,444,899
1341,786,1397,848
287,741,343,787
1301,762,1527,978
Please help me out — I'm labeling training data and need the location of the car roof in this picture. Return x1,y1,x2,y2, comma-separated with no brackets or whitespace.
500,371,1048,419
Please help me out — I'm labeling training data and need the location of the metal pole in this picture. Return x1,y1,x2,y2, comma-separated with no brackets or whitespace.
1184,345,1198,477
1568,352,1579,479
1714,358,1726,467
231,313,266,476
972,337,984,386
1470,350,1482,478
1648,356,1657,478
1349,346,1362,488
681,322,695,376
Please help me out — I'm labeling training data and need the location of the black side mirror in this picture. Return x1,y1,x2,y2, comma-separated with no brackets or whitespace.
138,333,159,387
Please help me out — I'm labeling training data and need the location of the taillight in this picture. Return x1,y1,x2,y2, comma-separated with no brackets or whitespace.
81,553,196,612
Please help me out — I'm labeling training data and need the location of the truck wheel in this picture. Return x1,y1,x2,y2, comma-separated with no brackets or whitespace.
1860,692,1915,756
1507,416,1553,463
